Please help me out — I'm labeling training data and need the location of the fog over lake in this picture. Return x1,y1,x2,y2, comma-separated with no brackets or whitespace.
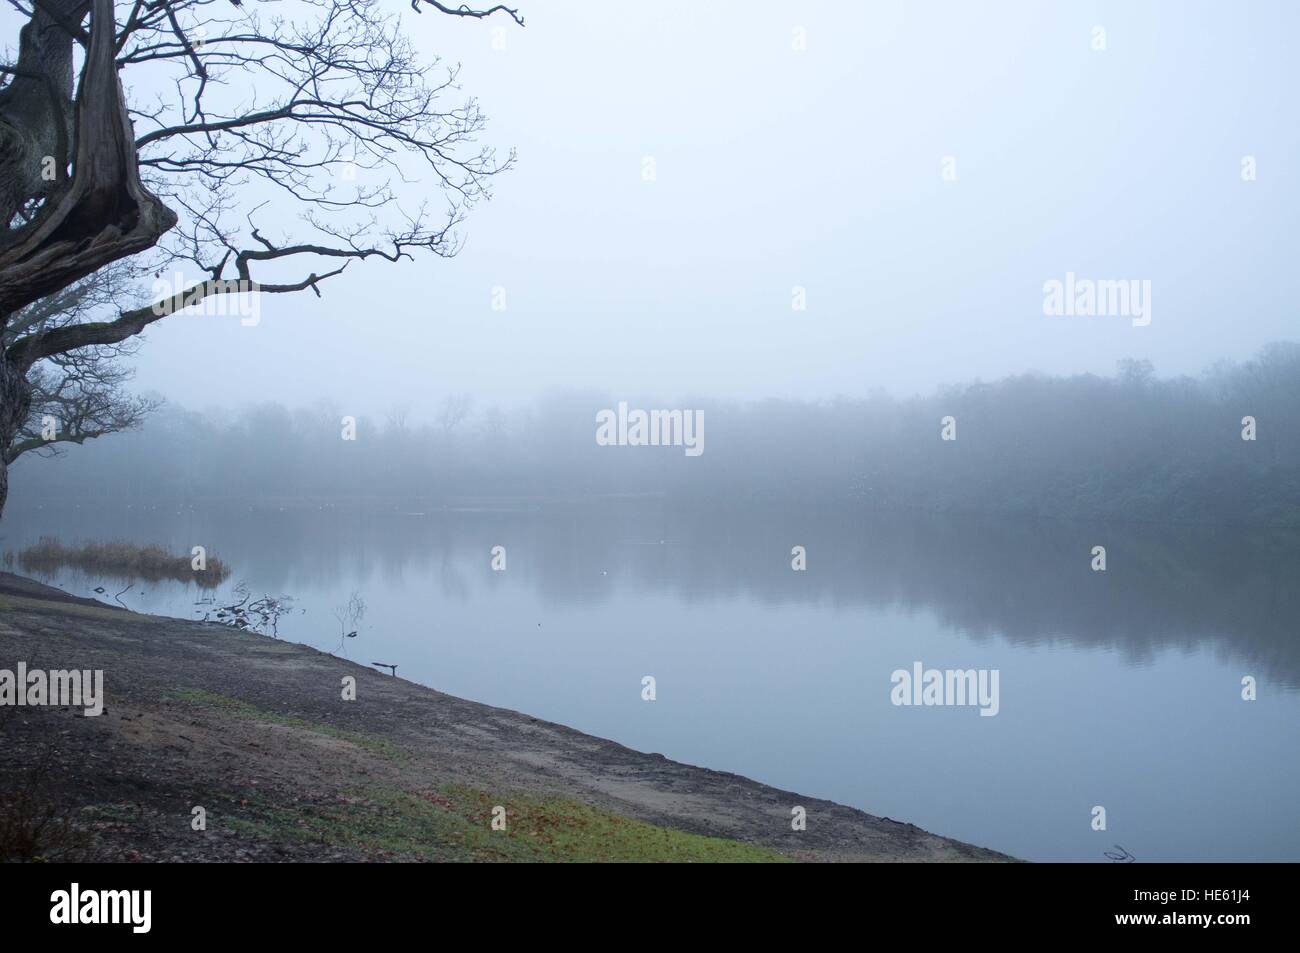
2,0,1297,872
4,499,1295,861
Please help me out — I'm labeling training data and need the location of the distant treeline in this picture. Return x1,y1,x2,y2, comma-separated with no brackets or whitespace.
12,343,1300,525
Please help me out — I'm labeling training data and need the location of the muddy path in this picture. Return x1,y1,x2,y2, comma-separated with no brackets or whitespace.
0,572,1014,862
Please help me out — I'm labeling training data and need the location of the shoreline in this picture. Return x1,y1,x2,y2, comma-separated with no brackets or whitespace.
0,571,1015,862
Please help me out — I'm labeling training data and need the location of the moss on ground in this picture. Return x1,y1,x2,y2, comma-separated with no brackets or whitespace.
166,687,402,759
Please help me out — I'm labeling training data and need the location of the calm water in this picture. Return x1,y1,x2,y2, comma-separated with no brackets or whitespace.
3,500,1297,862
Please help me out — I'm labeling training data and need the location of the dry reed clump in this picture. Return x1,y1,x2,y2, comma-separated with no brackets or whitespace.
10,538,231,588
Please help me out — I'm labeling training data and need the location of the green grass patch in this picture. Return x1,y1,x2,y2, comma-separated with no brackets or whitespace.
228,784,790,863
170,689,788,862
166,687,401,759
440,785,791,862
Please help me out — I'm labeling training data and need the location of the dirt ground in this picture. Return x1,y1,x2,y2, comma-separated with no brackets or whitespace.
0,572,1014,862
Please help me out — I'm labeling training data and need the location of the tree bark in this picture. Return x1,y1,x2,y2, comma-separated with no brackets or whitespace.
0,357,33,518
0,0,82,228
0,0,177,317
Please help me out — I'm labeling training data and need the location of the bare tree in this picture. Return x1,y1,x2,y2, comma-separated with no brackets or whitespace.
0,0,523,515
384,404,412,433
2,261,158,465
437,392,474,434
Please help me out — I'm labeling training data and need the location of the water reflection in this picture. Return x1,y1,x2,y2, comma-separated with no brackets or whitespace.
4,501,1298,861
6,501,1297,689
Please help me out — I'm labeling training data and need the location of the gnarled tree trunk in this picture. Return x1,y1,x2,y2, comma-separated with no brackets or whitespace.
0,0,177,518
0,356,33,516
0,0,80,229
0,0,177,317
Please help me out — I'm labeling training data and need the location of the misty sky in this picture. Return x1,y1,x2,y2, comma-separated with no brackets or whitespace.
33,1,1300,416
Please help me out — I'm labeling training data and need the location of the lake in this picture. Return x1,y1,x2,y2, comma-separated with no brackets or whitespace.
2,499,1297,861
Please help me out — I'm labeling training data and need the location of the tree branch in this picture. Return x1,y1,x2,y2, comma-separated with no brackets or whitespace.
414,2,524,26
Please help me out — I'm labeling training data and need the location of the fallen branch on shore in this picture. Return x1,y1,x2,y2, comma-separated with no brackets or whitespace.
205,583,295,637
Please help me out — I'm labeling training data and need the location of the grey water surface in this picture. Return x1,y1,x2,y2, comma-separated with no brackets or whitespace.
3,499,1296,862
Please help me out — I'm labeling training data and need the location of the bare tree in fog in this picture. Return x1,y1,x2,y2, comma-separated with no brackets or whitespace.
0,0,522,515
437,393,475,435
385,405,413,434
18,347,1299,525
